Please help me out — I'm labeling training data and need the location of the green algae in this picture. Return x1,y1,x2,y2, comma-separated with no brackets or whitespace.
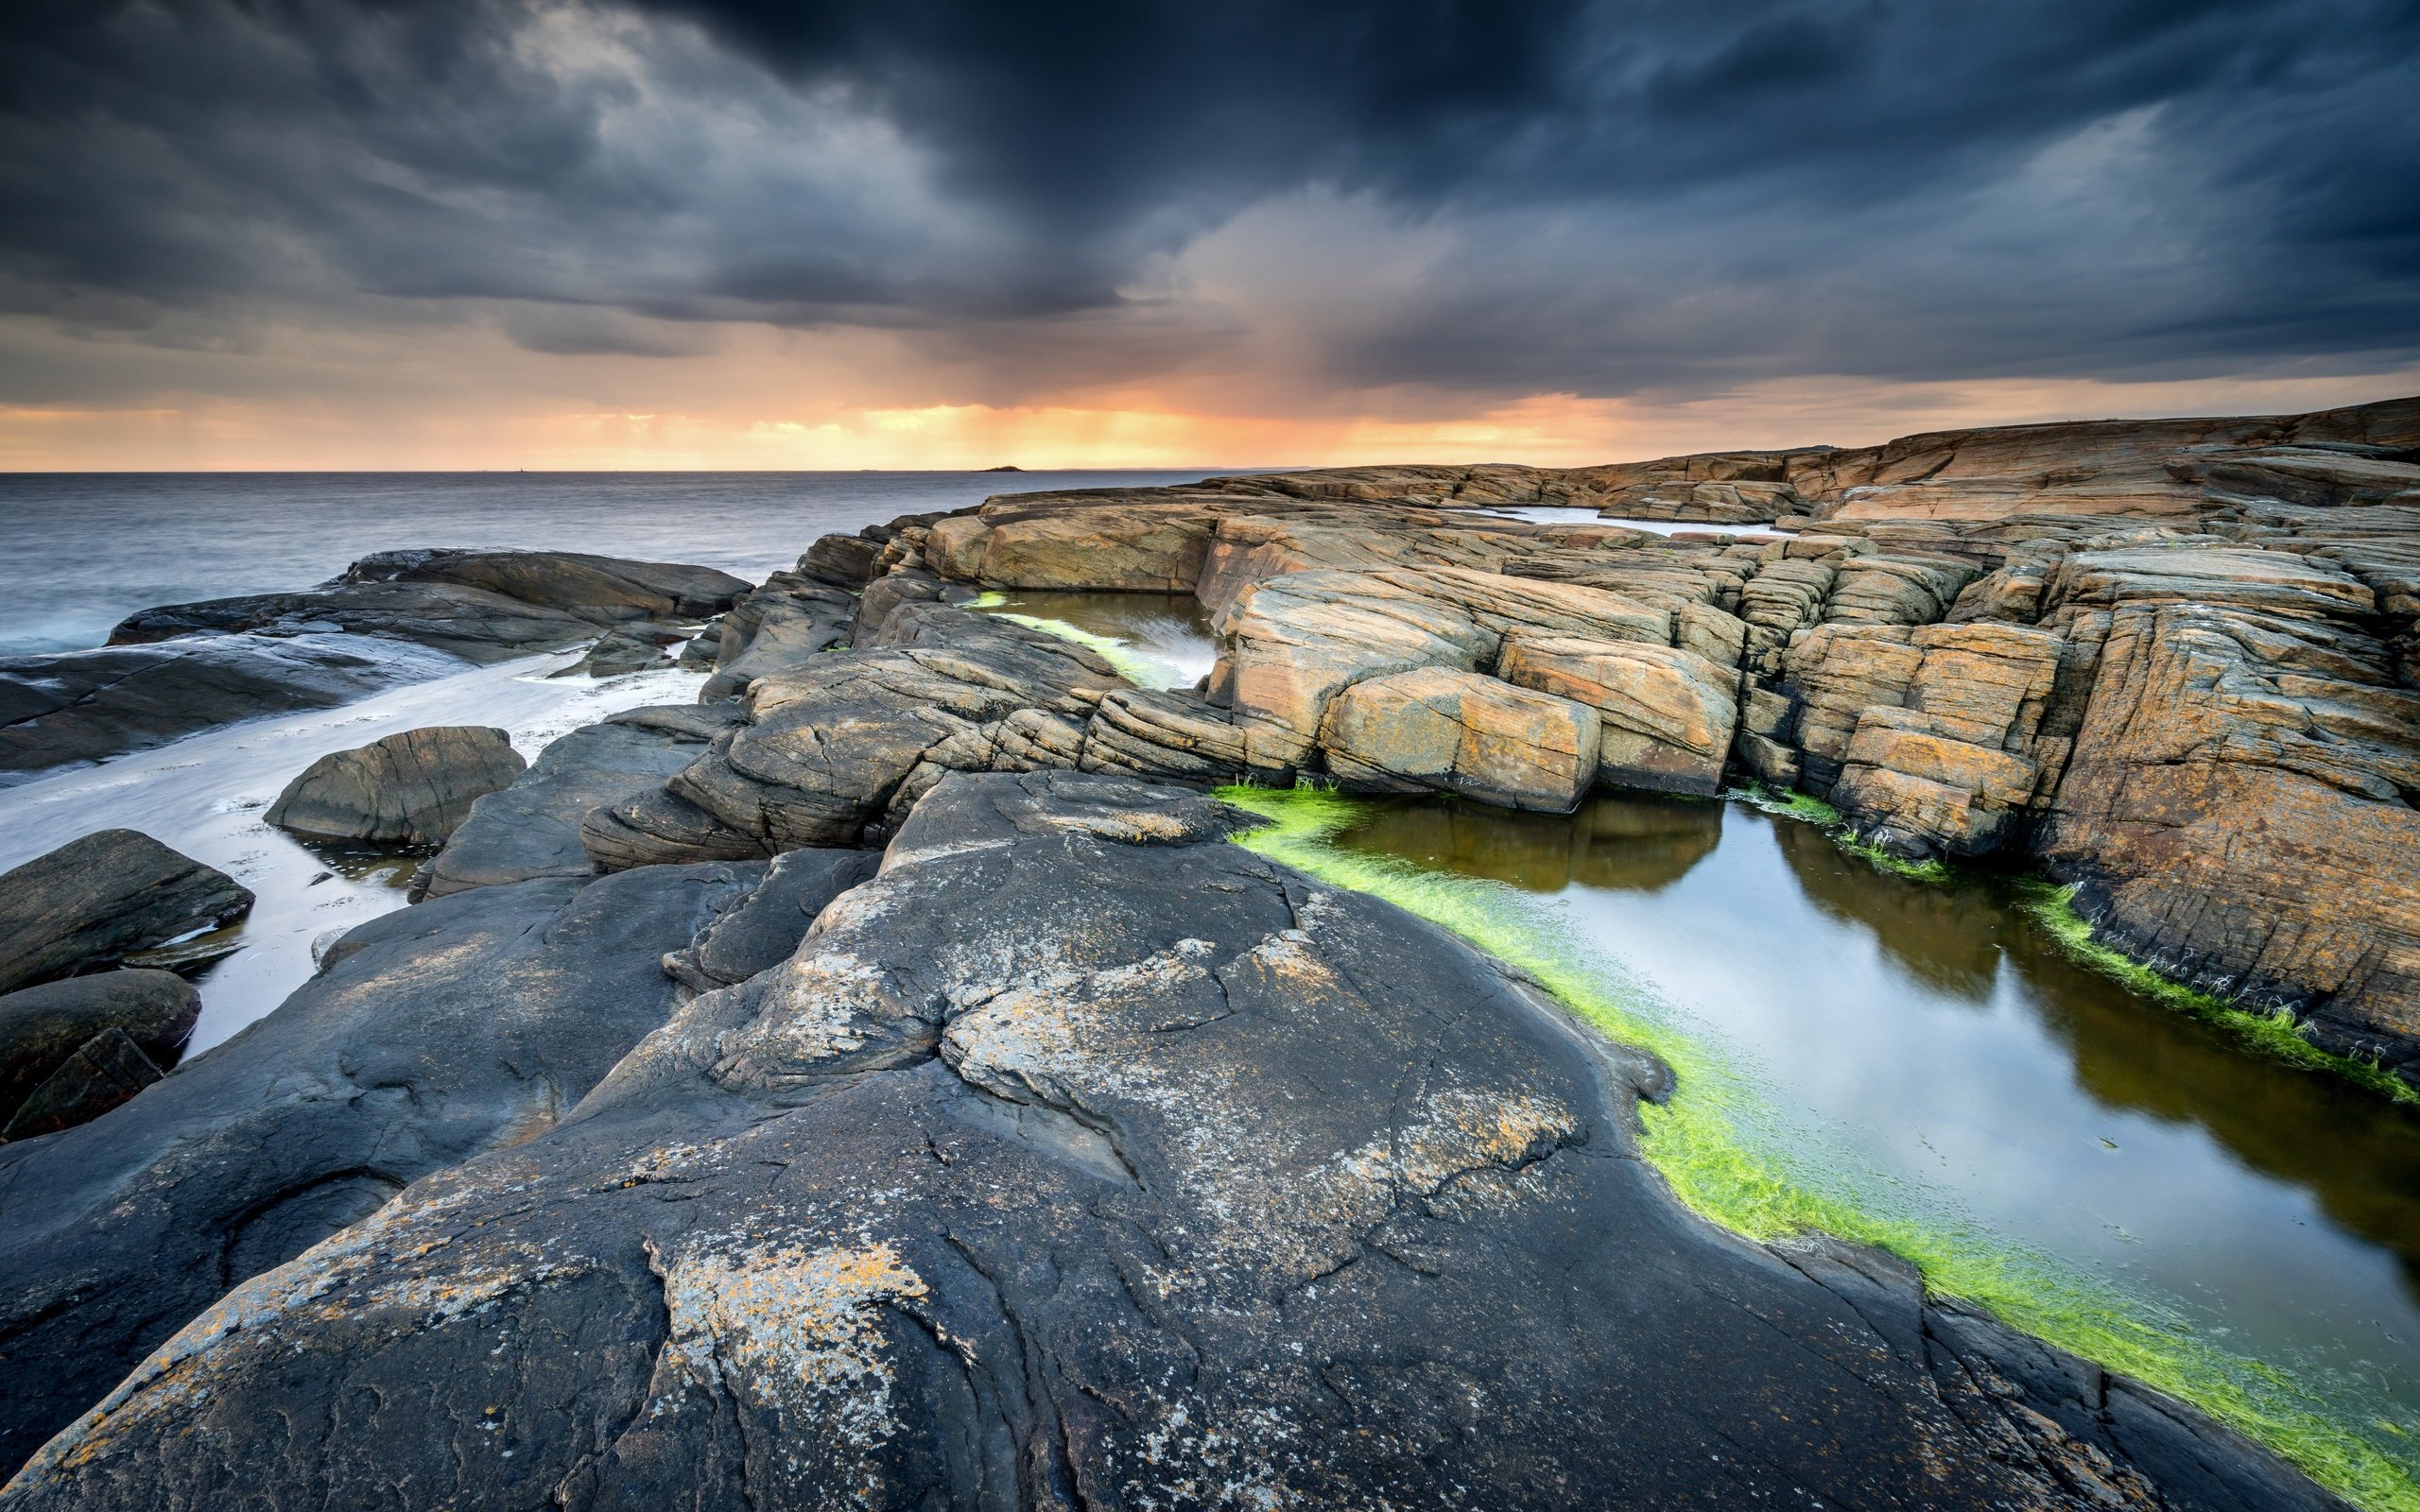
967,592,1183,689
1733,784,1954,883
2016,880,2419,1108
1218,782,2420,1512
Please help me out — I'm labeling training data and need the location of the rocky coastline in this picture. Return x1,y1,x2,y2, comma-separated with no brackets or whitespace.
0,395,2413,1508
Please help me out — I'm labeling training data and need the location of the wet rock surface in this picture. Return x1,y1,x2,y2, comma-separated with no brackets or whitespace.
0,831,251,997
266,725,527,846
1,1028,164,1142
858,393,2420,1072
0,772,2340,1510
0,860,769,1474
0,550,746,778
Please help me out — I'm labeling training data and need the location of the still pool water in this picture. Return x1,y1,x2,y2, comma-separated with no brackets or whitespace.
1234,787,2420,1506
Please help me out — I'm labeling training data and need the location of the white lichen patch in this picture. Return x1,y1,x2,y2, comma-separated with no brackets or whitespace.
709,950,900,1091
659,1238,932,1500
1331,1091,1580,1207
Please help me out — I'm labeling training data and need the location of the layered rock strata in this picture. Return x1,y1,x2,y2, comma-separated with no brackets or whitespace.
813,393,2419,1073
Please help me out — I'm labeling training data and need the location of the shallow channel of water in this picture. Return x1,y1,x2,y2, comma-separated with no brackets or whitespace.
0,651,706,1053
972,590,1219,691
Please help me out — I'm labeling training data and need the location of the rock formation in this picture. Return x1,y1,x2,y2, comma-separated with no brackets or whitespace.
812,393,2419,1078
266,725,527,846
0,831,251,996
2,396,2412,1507
1,550,749,778
0,970,199,1132
0,860,799,1472
0,772,2340,1511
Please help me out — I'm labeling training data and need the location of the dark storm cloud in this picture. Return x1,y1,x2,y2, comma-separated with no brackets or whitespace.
2,0,2416,398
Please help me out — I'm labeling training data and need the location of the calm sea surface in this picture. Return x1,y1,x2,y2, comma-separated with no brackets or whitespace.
0,470,1215,656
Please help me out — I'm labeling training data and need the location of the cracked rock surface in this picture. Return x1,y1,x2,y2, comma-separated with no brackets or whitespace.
0,771,2342,1510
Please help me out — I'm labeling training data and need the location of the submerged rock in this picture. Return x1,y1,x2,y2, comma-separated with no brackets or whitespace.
0,831,251,996
0,772,2340,1510
0,860,773,1473
0,969,199,1124
266,725,527,846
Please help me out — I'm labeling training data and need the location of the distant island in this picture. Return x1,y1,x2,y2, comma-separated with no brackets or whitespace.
980,464,1022,472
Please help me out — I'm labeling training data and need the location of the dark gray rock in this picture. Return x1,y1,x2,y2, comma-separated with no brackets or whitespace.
266,725,527,846
798,532,884,589
0,551,747,780
676,618,725,669
0,633,466,780
0,772,2337,1510
414,705,741,899
0,861,767,1475
0,832,252,996
0,1028,161,1142
665,604,1123,850
698,573,856,700
659,846,879,990
0,970,199,1120
555,627,680,679
112,550,748,657
850,564,948,643
343,549,747,622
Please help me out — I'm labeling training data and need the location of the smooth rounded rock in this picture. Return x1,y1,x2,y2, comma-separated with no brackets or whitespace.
266,726,527,846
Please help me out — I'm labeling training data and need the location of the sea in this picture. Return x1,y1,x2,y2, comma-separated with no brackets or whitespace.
0,470,1218,658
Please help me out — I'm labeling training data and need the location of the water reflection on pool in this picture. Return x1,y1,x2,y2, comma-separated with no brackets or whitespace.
1326,790,2420,1489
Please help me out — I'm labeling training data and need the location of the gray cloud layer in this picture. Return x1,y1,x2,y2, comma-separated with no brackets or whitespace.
4,0,2416,405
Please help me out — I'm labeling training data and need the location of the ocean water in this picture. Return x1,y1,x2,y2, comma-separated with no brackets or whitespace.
0,470,1211,657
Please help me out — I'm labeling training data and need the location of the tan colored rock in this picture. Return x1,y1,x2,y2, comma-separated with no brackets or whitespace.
1498,636,1737,795
2040,602,2420,1055
1320,667,1599,811
1215,567,1666,772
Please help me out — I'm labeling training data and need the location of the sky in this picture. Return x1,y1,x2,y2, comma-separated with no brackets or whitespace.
4,0,2418,471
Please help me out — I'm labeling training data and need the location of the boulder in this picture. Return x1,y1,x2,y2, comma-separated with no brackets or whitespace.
797,532,885,589
0,831,252,996
0,771,2339,1512
1,1027,161,1142
415,705,742,898
660,605,1126,851
0,860,770,1473
698,575,856,699
265,726,527,846
553,627,677,679
1498,635,1737,795
1216,566,1667,772
0,969,199,1119
1321,665,1600,811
